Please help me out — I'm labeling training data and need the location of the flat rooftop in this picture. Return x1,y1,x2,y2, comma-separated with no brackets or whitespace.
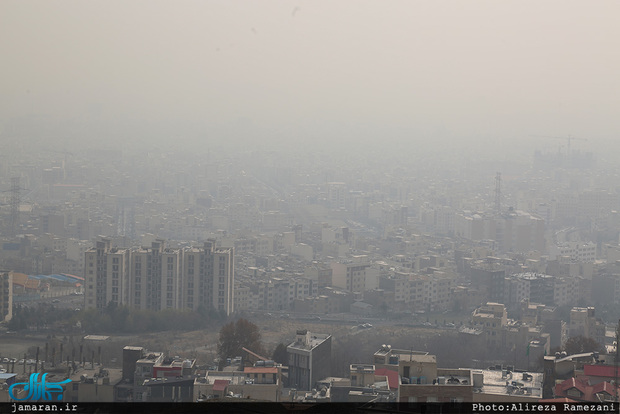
137,352,164,364
398,354,436,364
83,335,110,341
350,364,375,372
477,369,542,398
68,367,123,386
288,334,330,351
203,371,246,386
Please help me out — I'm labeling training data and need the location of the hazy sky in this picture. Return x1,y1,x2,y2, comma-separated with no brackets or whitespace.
1,1,619,152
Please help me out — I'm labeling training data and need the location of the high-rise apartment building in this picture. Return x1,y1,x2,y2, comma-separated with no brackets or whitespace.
84,238,130,311
1,271,13,322
131,240,181,311
212,244,234,315
85,238,234,315
181,241,234,315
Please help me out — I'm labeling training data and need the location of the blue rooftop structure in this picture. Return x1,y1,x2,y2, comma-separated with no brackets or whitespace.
28,273,83,284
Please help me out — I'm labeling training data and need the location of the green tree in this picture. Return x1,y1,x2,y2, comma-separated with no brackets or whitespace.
217,318,264,367
563,336,605,355
272,343,288,365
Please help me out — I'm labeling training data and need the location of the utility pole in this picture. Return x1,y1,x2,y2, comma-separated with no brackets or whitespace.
614,319,620,404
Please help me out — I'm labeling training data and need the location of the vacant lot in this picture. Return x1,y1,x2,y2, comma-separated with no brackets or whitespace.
1,316,453,377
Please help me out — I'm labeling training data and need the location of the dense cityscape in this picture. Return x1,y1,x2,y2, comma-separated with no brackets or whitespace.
1,134,620,405
1,0,620,410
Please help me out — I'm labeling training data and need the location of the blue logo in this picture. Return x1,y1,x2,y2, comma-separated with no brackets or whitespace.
8,373,72,401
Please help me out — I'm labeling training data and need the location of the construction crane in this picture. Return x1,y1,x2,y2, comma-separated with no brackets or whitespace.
535,135,588,156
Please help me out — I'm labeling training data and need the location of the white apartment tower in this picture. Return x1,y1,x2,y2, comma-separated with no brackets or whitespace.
85,238,233,315
84,238,130,311
181,240,234,315
130,239,181,311
212,242,235,315
1,271,13,322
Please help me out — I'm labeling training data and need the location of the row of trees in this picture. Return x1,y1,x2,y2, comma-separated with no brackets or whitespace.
80,302,227,333
8,304,76,332
9,302,230,334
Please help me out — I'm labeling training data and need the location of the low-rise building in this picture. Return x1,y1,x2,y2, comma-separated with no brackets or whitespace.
195,366,282,401
287,330,332,391
65,366,123,402
349,364,376,387
569,307,606,346
398,357,473,403
473,368,543,402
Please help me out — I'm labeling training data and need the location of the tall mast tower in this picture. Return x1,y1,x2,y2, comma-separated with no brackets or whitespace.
9,176,21,237
494,172,502,215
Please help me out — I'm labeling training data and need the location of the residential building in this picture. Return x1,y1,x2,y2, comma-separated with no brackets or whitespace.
181,241,234,315
133,351,165,402
131,240,181,311
195,365,282,401
287,330,332,391
549,242,596,263
304,264,333,288
331,258,370,294
64,367,122,402
85,238,234,315
397,353,473,403
554,377,619,402
469,263,506,303
454,210,545,254
472,303,508,348
569,307,605,346
143,377,195,402
84,238,130,311
471,302,551,365
327,182,347,210
473,368,543,402
0,271,13,322
349,364,376,387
